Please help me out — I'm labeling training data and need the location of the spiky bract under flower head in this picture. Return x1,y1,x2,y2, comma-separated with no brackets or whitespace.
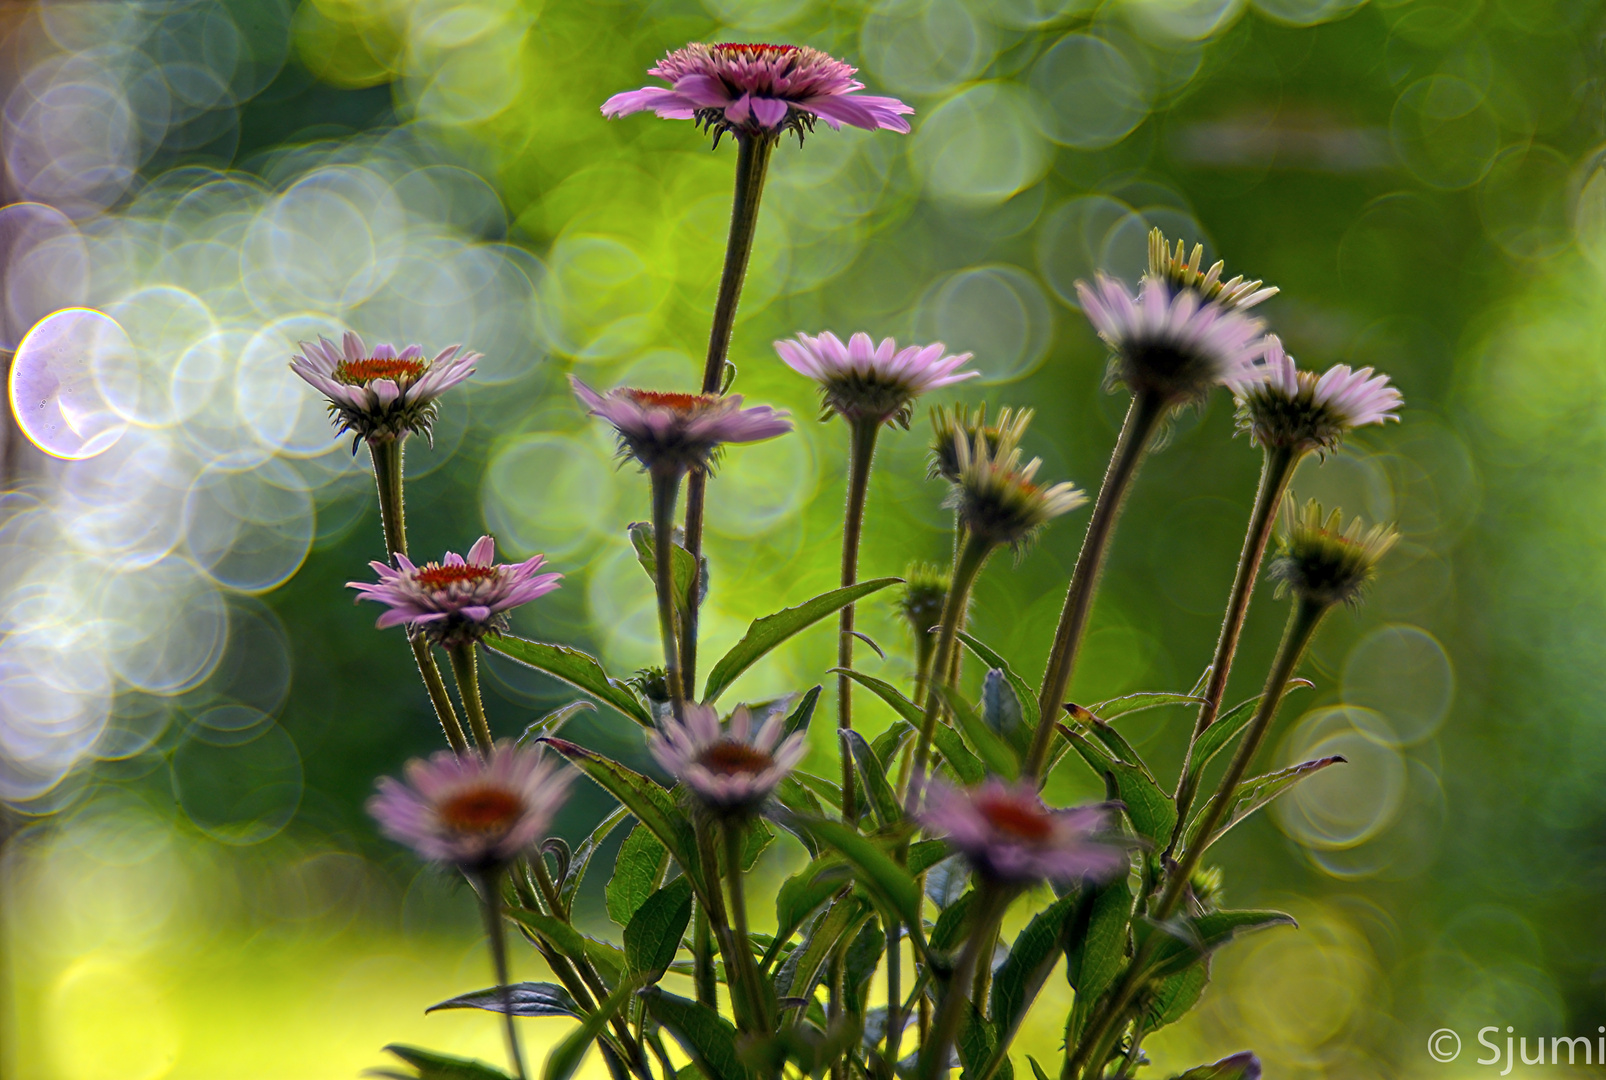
571,377,792,477
948,427,1085,550
1269,498,1398,609
649,701,806,814
601,43,913,146
775,331,977,427
1077,276,1268,407
1146,227,1277,312
927,403,1032,484
1231,336,1403,454
367,742,572,873
290,332,478,447
898,562,949,639
918,779,1133,886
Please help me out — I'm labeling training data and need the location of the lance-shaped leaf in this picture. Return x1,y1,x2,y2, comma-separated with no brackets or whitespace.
703,577,901,703
563,805,632,915
929,720,985,785
507,908,590,964
1027,1056,1053,1080
1065,876,1131,1000
1146,963,1208,1031
908,838,953,876
781,814,921,925
872,721,914,771
1081,692,1204,721
990,892,1081,1041
629,522,703,612
782,685,821,740
775,894,868,1001
519,701,595,746
1171,1052,1262,1080
842,916,885,1013
542,973,652,1080
789,770,843,810
1184,756,1346,853
606,823,669,928
540,738,702,899
769,858,849,969
924,855,968,910
1144,909,1296,980
929,889,976,953
1059,723,1175,848
955,630,1040,732
625,877,694,980
842,729,902,827
957,1003,1012,1080
426,982,580,1018
934,683,1018,780
832,667,923,726
486,638,651,727
375,1045,512,1080
1191,679,1315,770
640,987,746,1080
981,668,1030,758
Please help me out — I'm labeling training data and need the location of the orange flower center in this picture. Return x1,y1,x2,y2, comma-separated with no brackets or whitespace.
714,43,796,55
697,740,774,776
975,793,1054,842
335,358,426,384
627,389,715,412
415,564,498,589
439,786,524,832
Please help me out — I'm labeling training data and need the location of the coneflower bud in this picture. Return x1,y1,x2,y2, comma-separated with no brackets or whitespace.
948,428,1086,550
1231,336,1402,455
1146,227,1277,312
1269,498,1398,609
898,562,949,639
926,403,1032,484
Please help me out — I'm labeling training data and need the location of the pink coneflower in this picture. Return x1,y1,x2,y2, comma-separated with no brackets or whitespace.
290,331,478,446
349,535,561,648
918,779,1131,886
571,376,791,477
1230,335,1401,454
1076,276,1269,406
602,43,913,144
648,702,806,813
775,331,978,427
368,741,572,872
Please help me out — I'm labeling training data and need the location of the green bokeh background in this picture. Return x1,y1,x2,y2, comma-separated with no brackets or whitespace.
5,0,1605,1077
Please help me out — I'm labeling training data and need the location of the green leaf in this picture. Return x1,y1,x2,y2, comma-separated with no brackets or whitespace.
991,893,1080,1040
564,805,632,915
873,721,914,773
507,908,591,963
784,814,921,925
1145,963,1207,1031
378,1045,511,1080
955,630,1041,732
426,982,579,1018
789,770,843,809
640,987,747,1080
606,823,669,928
519,701,595,746
486,638,651,727
774,894,866,1001
542,973,651,1080
981,668,1030,759
782,685,822,740
842,915,885,1013
1191,679,1314,769
541,738,702,899
908,838,953,876
1027,1056,1053,1080
830,667,923,726
703,578,901,703
930,721,985,785
1065,876,1131,1001
1059,724,1174,847
625,877,693,980
1146,909,1296,980
1185,756,1345,852
842,729,902,827
770,859,847,968
957,1002,1012,1080
629,522,701,613
934,683,1018,780
930,889,976,953
1082,692,1204,721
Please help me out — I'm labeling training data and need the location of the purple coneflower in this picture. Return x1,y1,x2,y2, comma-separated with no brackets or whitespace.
649,701,806,813
1230,335,1402,453
571,376,791,477
349,535,561,648
775,331,978,428
290,331,478,445
918,779,1131,886
367,741,572,872
603,43,913,144
1076,276,1269,406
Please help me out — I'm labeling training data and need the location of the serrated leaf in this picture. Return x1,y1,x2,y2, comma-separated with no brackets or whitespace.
563,805,631,915
930,720,985,785
1082,692,1204,721
426,982,579,1018
957,1002,1012,1080
543,973,651,1080
991,893,1080,1040
831,667,923,726
1191,679,1314,769
955,631,1040,733
606,823,669,928
377,1045,511,1080
519,701,595,746
485,638,651,727
1185,756,1345,853
783,814,921,925
629,522,702,613
842,729,902,827
640,987,747,1080
1146,963,1207,1031
930,889,976,954
782,685,822,740
1059,724,1174,847
934,683,1018,780
703,578,901,703
1146,909,1296,980
625,877,693,979
981,668,1030,758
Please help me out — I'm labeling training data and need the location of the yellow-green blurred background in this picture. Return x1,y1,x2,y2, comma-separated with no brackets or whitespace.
1,0,1601,1077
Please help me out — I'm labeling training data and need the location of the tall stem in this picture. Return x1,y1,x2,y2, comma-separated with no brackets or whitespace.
1065,598,1328,1079
1029,392,1166,777
477,870,528,1080
837,416,881,823
447,642,495,754
1167,445,1298,857
917,884,1010,1080
650,470,689,719
906,533,993,815
693,902,717,1008
368,437,470,755
722,820,772,1031
885,919,904,1066
682,134,776,694
692,815,744,1025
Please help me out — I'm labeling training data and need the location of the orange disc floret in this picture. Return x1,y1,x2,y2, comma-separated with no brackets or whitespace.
697,740,776,776
335,358,428,385
415,564,499,589
626,389,717,412
713,43,797,54
975,791,1056,842
438,786,525,832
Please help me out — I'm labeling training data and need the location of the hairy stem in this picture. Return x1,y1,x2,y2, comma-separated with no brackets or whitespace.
918,884,1010,1080
477,870,528,1080
837,415,882,823
723,820,772,1031
1029,391,1166,777
885,918,904,1066
447,642,495,754
650,470,689,720
693,902,717,1008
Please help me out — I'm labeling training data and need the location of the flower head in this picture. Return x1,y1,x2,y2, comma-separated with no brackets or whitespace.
649,701,806,814
1231,336,1402,454
927,403,1032,484
572,377,791,477
290,331,477,446
775,331,977,427
602,43,913,145
918,779,1132,886
368,742,572,872
1146,228,1277,312
349,535,561,648
898,562,949,641
1269,498,1398,609
948,426,1085,550
1076,276,1268,406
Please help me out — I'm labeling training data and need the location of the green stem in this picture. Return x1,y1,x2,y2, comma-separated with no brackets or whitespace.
1065,598,1328,1079
447,642,495,754
693,815,744,1025
1167,444,1298,858
682,133,775,697
1029,391,1166,777
650,470,689,719
722,820,772,1031
885,919,904,1066
918,884,1010,1080
368,437,469,755
693,902,717,1008
837,416,881,823
477,870,528,1080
